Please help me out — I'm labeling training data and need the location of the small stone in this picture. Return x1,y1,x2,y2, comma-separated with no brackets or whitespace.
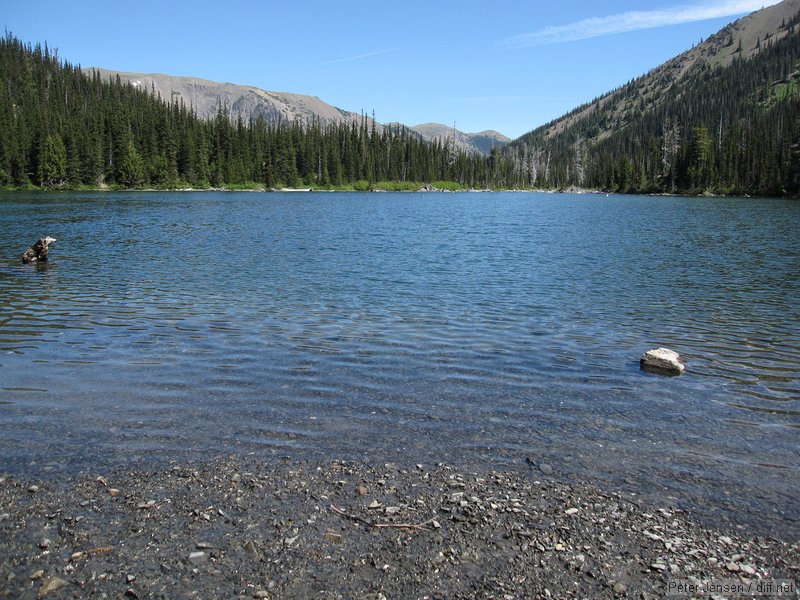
284,536,298,546
38,538,51,549
539,463,553,475
108,488,121,497
565,508,579,516
28,485,39,494
555,543,566,552
188,551,207,564
126,574,136,583
243,540,260,560
30,569,45,581
356,486,368,496
324,531,343,543
368,500,382,509
741,564,756,576
613,582,627,594
650,562,667,571
37,576,68,596
196,542,212,549
385,506,401,515
726,562,740,572
719,535,733,545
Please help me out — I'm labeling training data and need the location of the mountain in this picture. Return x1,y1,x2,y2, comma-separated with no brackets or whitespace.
407,123,510,156
88,68,506,156
508,0,800,195
0,34,499,190
88,68,368,126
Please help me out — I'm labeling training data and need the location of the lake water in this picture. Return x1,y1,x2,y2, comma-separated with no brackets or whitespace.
1,191,798,535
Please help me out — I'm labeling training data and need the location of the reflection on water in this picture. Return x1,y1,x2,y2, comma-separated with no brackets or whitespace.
0,191,798,535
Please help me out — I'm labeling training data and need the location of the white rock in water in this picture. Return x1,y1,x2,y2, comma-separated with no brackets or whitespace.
640,348,685,375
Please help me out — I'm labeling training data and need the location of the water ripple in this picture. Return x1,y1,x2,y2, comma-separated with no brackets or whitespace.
0,191,798,533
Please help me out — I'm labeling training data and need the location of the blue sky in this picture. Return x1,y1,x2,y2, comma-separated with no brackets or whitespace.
4,0,780,139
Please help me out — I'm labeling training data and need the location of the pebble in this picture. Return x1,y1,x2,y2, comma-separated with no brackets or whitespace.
539,463,553,475
27,485,39,494
37,576,68,596
38,538,51,549
324,531,343,543
0,457,792,599
243,540,260,560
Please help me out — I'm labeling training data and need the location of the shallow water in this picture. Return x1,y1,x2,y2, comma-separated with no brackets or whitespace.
1,191,798,534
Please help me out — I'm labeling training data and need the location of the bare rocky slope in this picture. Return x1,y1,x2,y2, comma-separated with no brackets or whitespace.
527,0,800,143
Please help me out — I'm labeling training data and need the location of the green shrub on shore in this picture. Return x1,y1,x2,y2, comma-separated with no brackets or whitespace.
431,180,468,191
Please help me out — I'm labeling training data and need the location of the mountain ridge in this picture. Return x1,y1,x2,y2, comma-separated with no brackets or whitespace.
507,0,800,195
522,0,800,145
87,68,508,157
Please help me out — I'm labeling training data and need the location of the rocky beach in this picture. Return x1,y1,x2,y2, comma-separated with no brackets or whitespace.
1,457,797,599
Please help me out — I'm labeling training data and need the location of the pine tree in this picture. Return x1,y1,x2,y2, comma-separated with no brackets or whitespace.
39,133,67,187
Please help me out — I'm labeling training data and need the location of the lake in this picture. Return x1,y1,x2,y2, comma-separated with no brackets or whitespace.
1,191,798,535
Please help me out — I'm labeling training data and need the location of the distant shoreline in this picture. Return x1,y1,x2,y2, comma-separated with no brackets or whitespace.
2,185,780,198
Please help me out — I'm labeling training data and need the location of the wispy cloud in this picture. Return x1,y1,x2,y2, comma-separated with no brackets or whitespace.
321,49,394,66
499,0,781,48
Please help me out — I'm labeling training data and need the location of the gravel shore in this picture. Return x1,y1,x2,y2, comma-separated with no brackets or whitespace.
1,456,797,599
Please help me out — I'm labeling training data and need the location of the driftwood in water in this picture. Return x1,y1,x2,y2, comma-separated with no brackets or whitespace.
21,237,57,264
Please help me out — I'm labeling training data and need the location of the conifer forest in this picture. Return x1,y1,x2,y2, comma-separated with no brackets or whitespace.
1,30,798,196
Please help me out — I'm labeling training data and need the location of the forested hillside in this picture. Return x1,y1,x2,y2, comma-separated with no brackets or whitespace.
3,6,800,197
0,34,499,190
507,3,800,196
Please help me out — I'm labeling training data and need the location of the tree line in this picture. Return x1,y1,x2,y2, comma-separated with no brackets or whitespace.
2,29,798,196
507,15,800,196
0,34,504,191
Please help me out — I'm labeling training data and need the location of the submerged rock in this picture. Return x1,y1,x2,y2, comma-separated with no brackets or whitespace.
21,237,56,264
640,348,685,375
